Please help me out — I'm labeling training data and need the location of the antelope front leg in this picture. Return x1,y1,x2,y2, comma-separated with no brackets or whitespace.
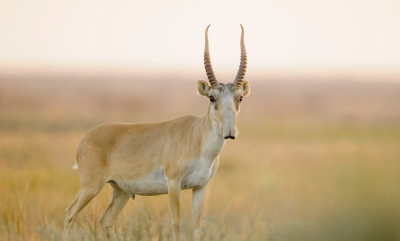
192,185,207,241
168,179,181,241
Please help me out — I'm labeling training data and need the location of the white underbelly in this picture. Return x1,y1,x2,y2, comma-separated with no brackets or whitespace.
112,161,216,196
113,166,168,196
116,181,169,196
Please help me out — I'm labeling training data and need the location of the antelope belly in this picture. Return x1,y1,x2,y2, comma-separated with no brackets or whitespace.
113,167,168,196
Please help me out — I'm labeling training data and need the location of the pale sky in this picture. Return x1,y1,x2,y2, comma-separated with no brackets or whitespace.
0,0,399,78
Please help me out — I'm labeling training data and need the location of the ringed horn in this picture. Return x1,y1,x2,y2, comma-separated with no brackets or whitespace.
203,24,248,87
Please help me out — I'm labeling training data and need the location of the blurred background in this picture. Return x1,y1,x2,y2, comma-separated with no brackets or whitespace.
1,0,400,240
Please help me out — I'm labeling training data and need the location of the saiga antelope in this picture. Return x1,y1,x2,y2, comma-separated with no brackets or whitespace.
63,25,250,241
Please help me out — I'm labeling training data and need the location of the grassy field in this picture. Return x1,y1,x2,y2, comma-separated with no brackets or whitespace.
1,74,400,240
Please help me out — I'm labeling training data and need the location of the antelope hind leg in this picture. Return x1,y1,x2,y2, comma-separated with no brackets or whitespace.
99,183,131,241
63,181,105,240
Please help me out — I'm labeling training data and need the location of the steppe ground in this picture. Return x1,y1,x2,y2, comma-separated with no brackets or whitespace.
1,73,400,240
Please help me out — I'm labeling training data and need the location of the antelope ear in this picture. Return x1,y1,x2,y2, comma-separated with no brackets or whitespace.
241,80,250,96
197,80,211,97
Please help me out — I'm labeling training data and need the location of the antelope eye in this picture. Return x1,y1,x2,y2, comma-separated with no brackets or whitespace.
209,96,215,102
239,96,243,102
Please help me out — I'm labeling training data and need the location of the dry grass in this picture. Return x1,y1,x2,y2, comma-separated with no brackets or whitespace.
1,74,400,240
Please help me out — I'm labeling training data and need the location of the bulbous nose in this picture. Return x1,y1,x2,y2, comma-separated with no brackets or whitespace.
220,96,237,140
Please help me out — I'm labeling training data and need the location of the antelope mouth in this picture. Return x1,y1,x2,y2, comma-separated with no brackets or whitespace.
224,135,236,140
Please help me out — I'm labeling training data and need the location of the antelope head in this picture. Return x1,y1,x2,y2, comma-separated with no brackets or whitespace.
197,25,250,140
